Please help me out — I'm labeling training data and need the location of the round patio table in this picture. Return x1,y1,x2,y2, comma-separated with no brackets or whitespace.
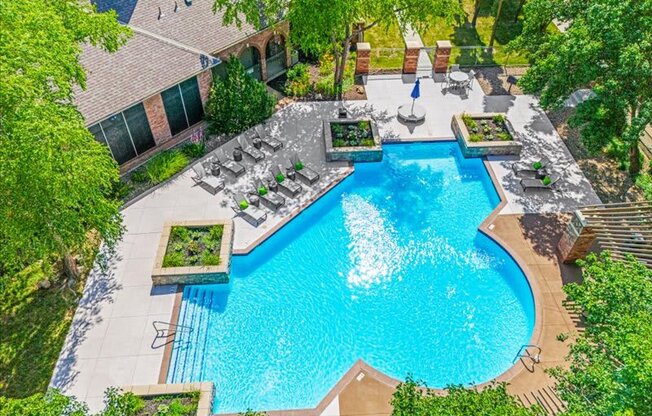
449,71,469,83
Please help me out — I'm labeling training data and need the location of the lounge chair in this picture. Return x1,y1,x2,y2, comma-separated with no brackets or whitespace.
289,153,320,185
236,136,265,162
254,125,283,151
231,192,267,226
251,178,285,211
520,173,560,191
215,149,246,177
512,156,552,176
270,165,302,197
191,163,225,195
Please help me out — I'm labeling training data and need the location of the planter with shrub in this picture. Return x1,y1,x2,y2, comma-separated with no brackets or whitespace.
452,113,522,157
323,119,382,162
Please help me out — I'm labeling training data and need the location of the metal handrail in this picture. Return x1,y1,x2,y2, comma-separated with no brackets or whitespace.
513,344,542,364
152,320,194,338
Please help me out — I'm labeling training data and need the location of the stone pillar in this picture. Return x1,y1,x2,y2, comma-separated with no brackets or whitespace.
196,69,213,107
433,40,452,73
557,211,597,263
259,48,268,82
402,41,420,74
355,42,371,75
143,94,172,145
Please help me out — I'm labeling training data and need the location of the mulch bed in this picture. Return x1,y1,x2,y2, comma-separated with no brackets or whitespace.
475,66,528,96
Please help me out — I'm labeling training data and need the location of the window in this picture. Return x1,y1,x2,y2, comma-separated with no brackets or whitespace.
212,62,227,80
89,103,156,165
161,76,204,136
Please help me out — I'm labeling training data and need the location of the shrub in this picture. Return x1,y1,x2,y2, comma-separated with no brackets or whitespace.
130,168,148,183
200,251,221,266
496,132,512,141
314,53,356,97
469,134,483,142
107,179,133,201
284,63,311,97
145,150,189,185
636,172,652,201
492,114,506,124
206,57,276,135
181,141,205,158
209,225,223,241
163,251,184,267
361,139,375,147
461,113,477,129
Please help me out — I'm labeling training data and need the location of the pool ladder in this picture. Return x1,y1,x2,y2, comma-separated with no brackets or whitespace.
514,344,542,369
151,321,194,349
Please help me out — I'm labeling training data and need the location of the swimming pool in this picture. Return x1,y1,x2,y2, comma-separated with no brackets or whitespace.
167,142,535,413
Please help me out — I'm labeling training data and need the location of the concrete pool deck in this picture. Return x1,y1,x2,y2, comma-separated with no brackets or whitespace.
51,74,598,413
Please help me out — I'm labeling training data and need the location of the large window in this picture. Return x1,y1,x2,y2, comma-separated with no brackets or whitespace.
89,103,155,165
161,76,204,136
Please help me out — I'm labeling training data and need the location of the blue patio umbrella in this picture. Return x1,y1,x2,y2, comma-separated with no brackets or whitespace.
410,79,420,115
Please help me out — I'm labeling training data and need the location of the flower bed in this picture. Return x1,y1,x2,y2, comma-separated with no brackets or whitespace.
323,119,382,162
152,220,233,285
452,113,522,157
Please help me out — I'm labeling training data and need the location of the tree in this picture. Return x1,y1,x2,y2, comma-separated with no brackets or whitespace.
0,0,130,281
391,376,539,415
548,253,652,416
213,0,464,99
205,58,276,135
472,0,482,27
513,0,652,174
489,0,506,48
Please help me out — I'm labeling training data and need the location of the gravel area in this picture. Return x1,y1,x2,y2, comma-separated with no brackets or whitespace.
476,66,528,96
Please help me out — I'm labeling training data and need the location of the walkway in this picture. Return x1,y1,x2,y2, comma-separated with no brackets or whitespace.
52,73,598,413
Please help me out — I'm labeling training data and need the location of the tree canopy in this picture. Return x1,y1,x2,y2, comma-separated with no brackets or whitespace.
391,377,538,415
514,0,652,174
549,253,652,416
213,0,464,98
0,0,130,277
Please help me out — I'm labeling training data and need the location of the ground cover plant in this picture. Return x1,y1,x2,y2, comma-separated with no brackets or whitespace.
206,58,276,135
391,377,538,415
462,113,513,142
363,18,405,70
284,63,311,97
331,121,375,147
163,225,224,268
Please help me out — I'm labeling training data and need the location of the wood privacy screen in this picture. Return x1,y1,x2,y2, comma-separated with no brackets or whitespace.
580,201,652,267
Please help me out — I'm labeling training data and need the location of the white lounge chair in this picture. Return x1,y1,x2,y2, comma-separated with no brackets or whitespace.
232,192,267,226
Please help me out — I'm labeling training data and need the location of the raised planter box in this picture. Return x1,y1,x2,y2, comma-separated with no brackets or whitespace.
121,382,214,416
152,219,233,285
323,119,382,162
452,113,522,158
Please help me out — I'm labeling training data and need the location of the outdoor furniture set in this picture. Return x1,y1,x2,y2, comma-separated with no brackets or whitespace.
442,65,476,94
512,156,562,191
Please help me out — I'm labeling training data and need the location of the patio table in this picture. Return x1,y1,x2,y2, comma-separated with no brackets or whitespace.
449,71,469,83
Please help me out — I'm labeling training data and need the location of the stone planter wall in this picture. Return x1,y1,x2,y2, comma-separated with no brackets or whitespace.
323,119,383,162
152,219,233,285
121,382,214,416
452,113,523,158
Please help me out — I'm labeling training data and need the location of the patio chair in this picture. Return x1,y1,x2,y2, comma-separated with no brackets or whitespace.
288,153,320,185
215,149,246,177
251,178,285,211
451,64,460,72
269,165,302,198
520,173,561,191
254,125,284,152
236,136,265,162
191,163,225,195
512,156,552,177
231,192,267,227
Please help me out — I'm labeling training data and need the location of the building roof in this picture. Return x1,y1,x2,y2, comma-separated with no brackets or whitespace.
78,0,263,125
76,30,212,125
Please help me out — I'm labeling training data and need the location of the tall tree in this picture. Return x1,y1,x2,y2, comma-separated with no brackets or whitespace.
0,0,131,280
549,253,652,415
213,0,464,99
489,0,506,48
513,0,652,174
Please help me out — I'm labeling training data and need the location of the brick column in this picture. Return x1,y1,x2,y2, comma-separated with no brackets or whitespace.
355,42,371,75
402,41,420,74
557,211,597,263
433,40,452,73
196,70,213,107
143,94,172,145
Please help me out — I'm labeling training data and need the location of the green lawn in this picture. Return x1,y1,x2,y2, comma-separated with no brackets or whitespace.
364,20,405,70
420,0,556,66
0,243,98,397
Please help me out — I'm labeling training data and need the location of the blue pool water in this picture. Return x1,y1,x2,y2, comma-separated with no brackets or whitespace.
167,142,535,413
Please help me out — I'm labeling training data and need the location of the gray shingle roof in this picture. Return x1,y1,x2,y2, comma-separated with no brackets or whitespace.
76,31,207,125
78,0,263,124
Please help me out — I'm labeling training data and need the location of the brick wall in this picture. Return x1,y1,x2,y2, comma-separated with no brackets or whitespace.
433,40,452,73
402,41,420,74
143,94,172,145
355,43,371,75
196,69,212,106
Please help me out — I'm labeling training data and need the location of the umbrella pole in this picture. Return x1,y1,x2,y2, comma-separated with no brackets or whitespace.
410,98,415,115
